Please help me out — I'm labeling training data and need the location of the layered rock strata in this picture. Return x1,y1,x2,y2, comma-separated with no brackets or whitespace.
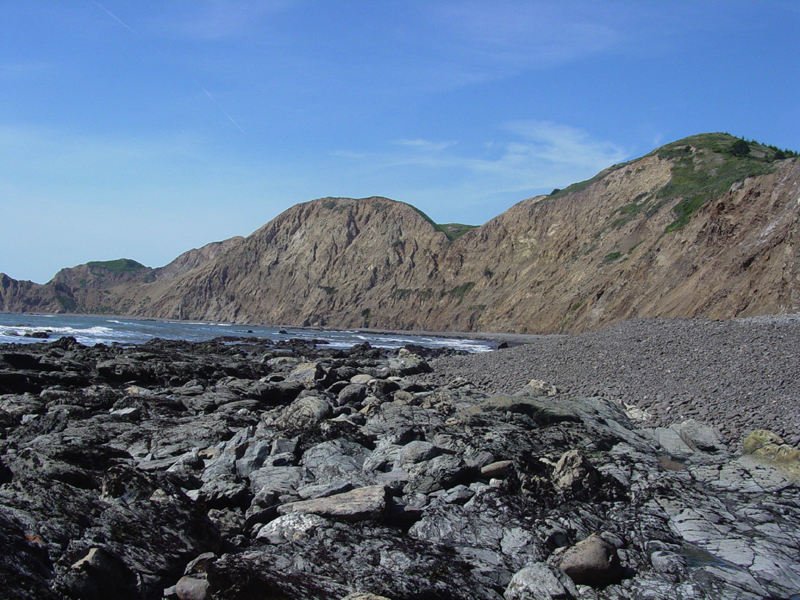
3,134,800,334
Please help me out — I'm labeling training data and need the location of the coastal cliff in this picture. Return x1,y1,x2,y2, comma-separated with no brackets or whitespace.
3,133,800,334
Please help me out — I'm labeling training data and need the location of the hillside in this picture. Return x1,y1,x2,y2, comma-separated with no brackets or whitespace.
2,133,799,334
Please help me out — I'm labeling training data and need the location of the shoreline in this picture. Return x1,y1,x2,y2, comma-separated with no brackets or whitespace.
6,310,800,351
1,310,562,347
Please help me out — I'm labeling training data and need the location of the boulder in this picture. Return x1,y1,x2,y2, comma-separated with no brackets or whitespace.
175,576,211,600
504,562,578,600
273,394,331,431
516,379,559,397
554,533,624,587
387,349,431,376
481,460,513,479
255,512,330,544
480,395,579,424
286,362,327,387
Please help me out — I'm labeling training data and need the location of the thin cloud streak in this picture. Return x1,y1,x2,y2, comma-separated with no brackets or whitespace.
93,1,249,137
393,139,458,152
93,1,141,37
198,84,247,135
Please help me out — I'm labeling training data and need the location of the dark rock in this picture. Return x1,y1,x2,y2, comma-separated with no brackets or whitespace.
60,547,139,600
554,533,625,587
0,332,799,600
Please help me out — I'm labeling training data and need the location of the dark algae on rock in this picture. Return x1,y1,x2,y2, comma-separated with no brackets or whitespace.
0,327,799,599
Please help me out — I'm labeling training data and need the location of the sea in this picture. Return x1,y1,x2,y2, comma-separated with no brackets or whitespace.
0,312,494,353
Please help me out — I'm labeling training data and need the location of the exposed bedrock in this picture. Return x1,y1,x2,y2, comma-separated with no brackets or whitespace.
0,334,798,599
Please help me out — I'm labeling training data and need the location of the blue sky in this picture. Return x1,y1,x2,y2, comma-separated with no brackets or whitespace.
2,1,798,283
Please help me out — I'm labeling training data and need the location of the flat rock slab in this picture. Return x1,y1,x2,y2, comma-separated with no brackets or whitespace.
277,485,390,522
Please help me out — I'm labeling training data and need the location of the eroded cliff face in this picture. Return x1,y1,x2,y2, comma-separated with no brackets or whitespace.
129,197,453,328
3,134,800,334
437,155,800,333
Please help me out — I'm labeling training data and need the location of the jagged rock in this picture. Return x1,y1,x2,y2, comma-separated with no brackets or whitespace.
551,450,599,495
62,547,139,600
273,394,331,431
277,485,390,522
255,512,330,544
504,562,578,599
248,465,307,497
404,454,474,494
1,335,800,600
300,439,372,487
650,550,687,575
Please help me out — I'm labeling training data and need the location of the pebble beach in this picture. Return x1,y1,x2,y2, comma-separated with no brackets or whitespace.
419,315,800,447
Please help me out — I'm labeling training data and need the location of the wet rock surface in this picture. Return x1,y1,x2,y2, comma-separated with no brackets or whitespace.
0,333,799,599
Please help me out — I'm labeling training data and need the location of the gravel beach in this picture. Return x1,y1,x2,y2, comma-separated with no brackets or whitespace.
417,315,800,447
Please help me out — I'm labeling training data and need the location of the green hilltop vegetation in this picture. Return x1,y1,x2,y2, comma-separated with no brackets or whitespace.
437,223,478,241
654,133,797,232
405,203,477,241
322,197,477,242
86,258,148,274
553,132,798,234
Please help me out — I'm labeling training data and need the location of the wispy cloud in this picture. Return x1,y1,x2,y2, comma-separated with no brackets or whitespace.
501,121,628,172
429,1,623,70
393,139,457,152
153,0,296,40
338,121,628,198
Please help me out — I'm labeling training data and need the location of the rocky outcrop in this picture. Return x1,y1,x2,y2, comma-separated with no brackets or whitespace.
154,237,245,281
1,336,799,599
2,133,800,333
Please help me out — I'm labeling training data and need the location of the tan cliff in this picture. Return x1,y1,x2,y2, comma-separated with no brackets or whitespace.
2,133,799,334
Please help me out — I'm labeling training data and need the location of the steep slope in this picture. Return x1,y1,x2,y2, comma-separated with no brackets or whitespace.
433,138,800,332
0,239,244,316
154,236,245,280
126,197,453,328
2,133,799,334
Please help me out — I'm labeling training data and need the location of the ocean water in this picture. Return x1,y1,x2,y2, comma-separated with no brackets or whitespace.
0,313,494,353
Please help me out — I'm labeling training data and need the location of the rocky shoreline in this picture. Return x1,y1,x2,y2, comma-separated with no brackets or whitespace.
1,326,799,599
419,316,800,447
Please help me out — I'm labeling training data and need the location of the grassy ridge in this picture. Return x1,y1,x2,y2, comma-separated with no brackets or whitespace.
86,258,147,274
654,133,790,232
